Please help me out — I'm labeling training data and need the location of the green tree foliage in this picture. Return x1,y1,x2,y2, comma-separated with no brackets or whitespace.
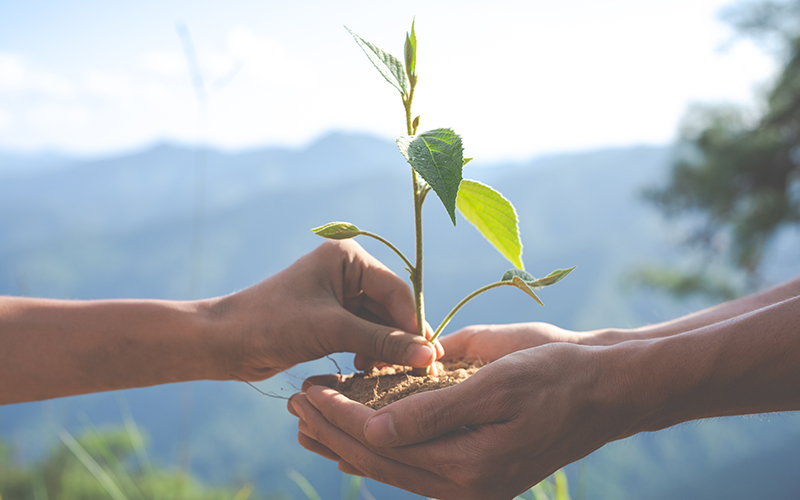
0,428,265,500
643,0,800,295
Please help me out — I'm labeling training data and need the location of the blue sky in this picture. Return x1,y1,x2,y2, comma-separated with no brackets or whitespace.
0,0,778,161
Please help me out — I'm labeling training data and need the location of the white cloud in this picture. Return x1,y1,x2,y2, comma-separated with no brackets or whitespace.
0,108,13,131
28,103,89,129
139,49,186,78
225,26,314,88
0,52,73,96
0,53,26,90
84,70,135,100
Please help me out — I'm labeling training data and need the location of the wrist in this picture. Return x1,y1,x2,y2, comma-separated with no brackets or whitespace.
193,295,251,381
572,328,630,346
590,340,669,440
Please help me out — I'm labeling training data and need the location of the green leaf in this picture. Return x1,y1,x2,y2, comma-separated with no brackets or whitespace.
527,266,577,288
345,27,409,97
312,221,361,239
287,469,322,500
404,19,417,81
397,128,464,225
502,268,535,282
509,276,544,306
458,180,524,269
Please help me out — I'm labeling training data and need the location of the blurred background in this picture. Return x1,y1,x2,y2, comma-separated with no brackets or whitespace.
1,0,799,498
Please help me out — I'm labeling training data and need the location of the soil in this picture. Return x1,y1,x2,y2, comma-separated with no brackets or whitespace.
336,358,484,409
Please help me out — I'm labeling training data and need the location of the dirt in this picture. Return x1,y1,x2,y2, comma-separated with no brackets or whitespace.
336,358,484,409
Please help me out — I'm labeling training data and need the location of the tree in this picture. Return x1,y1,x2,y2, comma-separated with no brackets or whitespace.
642,0,800,298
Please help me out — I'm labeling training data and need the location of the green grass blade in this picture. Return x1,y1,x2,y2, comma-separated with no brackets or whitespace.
343,474,361,500
77,414,144,500
58,427,128,500
231,483,253,500
554,469,571,500
32,473,49,500
530,481,551,500
116,393,153,477
287,469,321,500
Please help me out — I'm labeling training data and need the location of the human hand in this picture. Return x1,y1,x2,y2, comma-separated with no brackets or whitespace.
214,240,443,381
290,341,635,500
440,322,578,363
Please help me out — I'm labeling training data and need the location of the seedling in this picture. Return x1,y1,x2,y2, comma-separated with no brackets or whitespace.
313,21,574,350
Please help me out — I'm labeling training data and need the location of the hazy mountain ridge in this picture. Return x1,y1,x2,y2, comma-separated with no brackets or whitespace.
1,134,798,499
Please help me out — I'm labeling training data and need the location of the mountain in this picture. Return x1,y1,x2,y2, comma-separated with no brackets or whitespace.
1,133,798,499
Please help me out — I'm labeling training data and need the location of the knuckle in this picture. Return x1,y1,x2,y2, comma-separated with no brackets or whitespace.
413,393,447,440
371,326,393,359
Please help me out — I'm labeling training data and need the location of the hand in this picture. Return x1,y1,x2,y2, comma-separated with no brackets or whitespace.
289,341,633,500
215,240,443,381
440,322,578,363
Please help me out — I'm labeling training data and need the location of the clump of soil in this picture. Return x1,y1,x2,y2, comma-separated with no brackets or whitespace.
336,359,484,409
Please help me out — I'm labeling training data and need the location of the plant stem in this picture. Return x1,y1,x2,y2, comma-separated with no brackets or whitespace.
430,281,516,343
357,231,414,272
404,85,426,340
411,170,425,339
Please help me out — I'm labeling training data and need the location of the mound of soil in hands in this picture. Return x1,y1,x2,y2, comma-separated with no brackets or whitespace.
336,359,484,409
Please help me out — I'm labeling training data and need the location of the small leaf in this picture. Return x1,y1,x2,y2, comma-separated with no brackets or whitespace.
527,266,577,288
502,268,535,282
458,180,524,269
404,19,417,81
346,27,409,97
463,157,473,166
412,115,420,132
397,128,464,225
312,222,361,240
510,276,544,306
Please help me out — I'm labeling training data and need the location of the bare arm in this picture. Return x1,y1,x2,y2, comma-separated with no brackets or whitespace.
583,274,800,345
0,297,226,403
290,294,800,499
440,275,800,355
0,241,441,405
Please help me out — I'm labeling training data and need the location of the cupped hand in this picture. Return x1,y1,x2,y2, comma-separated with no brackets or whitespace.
439,322,579,363
290,341,634,500
216,240,443,381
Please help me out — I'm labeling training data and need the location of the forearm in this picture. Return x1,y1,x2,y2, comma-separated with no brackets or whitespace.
580,274,800,345
0,297,232,404
605,294,800,438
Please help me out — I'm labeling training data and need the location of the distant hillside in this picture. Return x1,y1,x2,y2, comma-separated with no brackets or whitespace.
1,134,798,499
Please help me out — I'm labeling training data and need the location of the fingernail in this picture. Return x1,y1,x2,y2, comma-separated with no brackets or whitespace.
364,413,397,446
405,343,434,367
291,397,306,421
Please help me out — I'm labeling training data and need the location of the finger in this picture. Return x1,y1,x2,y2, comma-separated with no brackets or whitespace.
353,251,418,335
338,461,365,477
296,389,453,499
288,395,301,418
336,313,436,368
439,328,472,360
354,354,392,371
303,374,341,392
309,373,498,448
358,295,393,326
298,428,342,462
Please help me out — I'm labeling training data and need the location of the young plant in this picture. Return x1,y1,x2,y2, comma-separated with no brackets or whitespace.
313,21,574,350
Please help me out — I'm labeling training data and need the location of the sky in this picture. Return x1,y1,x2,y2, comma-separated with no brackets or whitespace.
0,0,780,162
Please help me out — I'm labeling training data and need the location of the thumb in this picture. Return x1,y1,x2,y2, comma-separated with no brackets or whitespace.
338,313,436,368
362,380,488,447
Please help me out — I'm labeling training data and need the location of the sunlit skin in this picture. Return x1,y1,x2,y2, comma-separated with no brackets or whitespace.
0,240,443,405
289,275,800,500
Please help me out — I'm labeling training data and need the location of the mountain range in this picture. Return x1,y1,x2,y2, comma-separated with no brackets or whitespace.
1,133,798,499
